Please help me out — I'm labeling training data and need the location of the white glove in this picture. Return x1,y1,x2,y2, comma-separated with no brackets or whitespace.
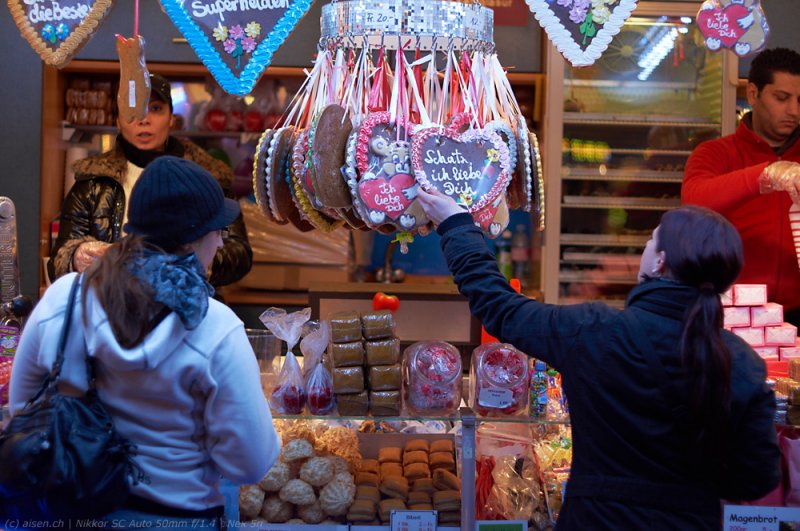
72,241,112,272
759,161,800,203
415,187,469,227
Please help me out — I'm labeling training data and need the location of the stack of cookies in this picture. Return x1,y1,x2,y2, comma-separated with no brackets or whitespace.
329,310,401,416
347,438,460,526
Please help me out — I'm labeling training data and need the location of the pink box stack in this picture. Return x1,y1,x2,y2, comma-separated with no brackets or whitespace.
722,284,798,361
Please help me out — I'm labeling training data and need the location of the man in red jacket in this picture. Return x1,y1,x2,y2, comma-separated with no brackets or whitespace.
683,48,800,324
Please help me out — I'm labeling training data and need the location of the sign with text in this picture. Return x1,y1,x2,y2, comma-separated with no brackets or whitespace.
723,505,800,531
161,0,315,95
391,509,438,531
8,0,114,67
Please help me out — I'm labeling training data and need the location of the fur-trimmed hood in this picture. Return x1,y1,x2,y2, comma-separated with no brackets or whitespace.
71,137,234,189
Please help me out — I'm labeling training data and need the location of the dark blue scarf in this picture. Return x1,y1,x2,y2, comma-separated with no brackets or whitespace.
126,249,214,329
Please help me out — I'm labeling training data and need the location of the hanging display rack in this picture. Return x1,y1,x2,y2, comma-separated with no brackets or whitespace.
319,0,495,51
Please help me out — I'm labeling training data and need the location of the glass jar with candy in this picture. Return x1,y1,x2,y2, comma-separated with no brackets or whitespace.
403,341,462,416
470,342,529,417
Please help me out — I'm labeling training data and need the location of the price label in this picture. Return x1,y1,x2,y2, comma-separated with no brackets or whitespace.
361,7,397,31
391,510,437,531
477,520,528,531
723,505,800,530
478,387,513,408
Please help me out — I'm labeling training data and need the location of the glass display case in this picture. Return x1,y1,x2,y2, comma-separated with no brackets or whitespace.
541,1,738,306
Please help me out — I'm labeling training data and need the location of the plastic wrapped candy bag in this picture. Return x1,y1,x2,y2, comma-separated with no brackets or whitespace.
301,320,335,415
260,307,311,414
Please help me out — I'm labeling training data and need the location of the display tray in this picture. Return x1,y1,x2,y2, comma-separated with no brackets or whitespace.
272,412,570,425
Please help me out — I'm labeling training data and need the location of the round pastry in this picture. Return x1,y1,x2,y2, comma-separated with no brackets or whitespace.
277,420,317,446
319,475,357,516
329,455,350,475
297,500,326,524
279,478,316,506
299,456,335,487
281,438,315,462
310,104,354,208
260,495,293,523
238,485,265,520
258,461,294,492
252,128,277,221
265,125,295,224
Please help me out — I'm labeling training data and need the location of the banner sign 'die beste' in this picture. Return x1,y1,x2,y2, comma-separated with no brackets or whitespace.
160,0,314,95
7,0,114,68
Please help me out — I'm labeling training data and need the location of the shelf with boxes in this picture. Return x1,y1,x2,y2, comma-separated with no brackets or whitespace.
540,3,738,306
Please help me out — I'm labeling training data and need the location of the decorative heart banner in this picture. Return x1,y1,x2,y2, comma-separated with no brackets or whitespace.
524,0,638,67
160,0,314,96
697,0,769,58
7,0,114,68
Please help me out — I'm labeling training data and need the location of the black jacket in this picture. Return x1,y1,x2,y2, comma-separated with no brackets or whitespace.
439,213,780,530
49,138,252,288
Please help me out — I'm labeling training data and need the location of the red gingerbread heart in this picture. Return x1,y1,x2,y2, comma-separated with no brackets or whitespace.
697,2,750,48
359,173,416,221
411,127,511,213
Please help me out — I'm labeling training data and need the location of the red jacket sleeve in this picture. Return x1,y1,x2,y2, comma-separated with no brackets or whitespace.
682,139,769,215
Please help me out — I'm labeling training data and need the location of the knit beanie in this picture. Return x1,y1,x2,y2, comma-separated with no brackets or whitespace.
124,156,239,248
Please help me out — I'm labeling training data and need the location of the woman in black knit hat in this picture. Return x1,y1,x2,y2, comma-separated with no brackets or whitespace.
12,156,279,530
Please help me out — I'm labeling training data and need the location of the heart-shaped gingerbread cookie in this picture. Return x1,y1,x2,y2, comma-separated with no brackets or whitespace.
411,126,511,213
8,0,114,68
353,112,428,231
524,0,639,67
160,0,314,95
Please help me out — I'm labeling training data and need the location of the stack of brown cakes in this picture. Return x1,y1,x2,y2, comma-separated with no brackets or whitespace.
329,310,401,416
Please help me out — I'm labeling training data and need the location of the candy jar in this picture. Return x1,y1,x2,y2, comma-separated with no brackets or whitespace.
403,341,462,416
470,342,529,417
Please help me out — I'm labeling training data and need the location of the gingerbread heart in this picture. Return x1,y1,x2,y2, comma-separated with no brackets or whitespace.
353,112,427,231
524,0,639,67
697,0,765,56
8,0,114,68
474,194,510,239
160,0,314,95
411,127,511,213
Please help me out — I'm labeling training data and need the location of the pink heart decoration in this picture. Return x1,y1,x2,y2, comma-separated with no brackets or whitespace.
697,2,750,48
359,173,416,221
411,127,511,213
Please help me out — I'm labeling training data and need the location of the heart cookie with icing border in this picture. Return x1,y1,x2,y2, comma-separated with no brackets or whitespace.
160,0,314,95
524,0,639,67
8,0,114,68
353,112,427,232
411,126,511,213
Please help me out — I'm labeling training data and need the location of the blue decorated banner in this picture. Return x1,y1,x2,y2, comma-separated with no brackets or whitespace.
161,0,314,95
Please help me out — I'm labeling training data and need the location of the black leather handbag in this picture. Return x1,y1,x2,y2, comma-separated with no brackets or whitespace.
0,275,139,521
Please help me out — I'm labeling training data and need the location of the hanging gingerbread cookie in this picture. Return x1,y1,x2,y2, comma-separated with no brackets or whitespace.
352,112,428,232
697,0,769,57
411,125,511,214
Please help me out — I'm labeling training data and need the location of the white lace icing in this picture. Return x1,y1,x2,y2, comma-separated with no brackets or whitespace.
524,0,638,67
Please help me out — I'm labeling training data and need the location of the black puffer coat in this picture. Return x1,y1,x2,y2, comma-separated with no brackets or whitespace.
438,213,780,530
49,138,252,288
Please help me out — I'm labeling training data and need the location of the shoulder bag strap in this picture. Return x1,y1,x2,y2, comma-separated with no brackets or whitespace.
623,308,690,422
25,274,82,406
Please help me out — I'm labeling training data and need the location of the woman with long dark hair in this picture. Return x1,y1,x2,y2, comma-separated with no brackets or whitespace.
417,189,780,529
11,156,279,530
